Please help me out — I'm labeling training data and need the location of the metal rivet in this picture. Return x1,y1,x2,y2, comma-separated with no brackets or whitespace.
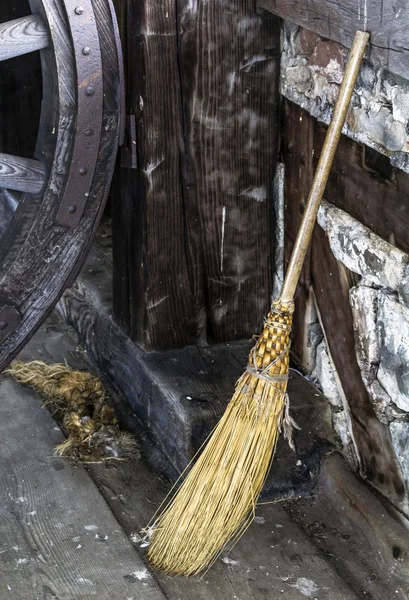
0,321,7,331
74,6,84,15
84,127,94,137
82,46,91,56
79,167,88,176
85,85,95,97
68,205,77,214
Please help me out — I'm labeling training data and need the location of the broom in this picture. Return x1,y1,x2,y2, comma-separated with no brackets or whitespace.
146,30,370,576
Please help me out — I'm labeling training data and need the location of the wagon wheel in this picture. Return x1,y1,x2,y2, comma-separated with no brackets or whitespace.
0,0,124,370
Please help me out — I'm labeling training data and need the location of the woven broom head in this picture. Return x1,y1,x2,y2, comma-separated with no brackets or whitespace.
146,300,294,576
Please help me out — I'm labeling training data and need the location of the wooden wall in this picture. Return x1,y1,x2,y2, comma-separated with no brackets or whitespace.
282,99,407,502
112,0,281,352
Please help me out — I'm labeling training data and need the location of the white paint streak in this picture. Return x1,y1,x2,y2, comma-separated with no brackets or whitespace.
220,205,226,273
131,569,150,580
290,578,319,597
363,0,368,30
228,72,236,96
148,295,170,310
78,577,95,586
145,158,164,190
254,516,266,524
84,524,98,531
239,186,267,202
221,556,240,566
240,55,268,71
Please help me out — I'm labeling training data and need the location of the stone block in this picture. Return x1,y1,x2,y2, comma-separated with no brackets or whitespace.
377,292,409,412
318,201,409,293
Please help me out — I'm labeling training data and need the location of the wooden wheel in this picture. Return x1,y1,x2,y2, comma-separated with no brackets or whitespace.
0,0,124,370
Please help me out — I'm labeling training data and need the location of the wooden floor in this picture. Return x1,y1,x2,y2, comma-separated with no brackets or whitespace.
1,313,409,599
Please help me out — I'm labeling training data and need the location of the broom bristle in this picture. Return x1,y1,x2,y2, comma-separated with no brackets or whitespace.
146,301,294,576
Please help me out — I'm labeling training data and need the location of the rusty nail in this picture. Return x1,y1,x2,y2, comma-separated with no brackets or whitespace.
85,85,95,97
79,167,88,176
68,205,77,214
74,6,84,15
84,127,94,137
82,46,91,56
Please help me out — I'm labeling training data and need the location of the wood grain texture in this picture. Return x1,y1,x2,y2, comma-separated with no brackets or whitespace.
112,0,202,351
281,100,314,368
0,14,49,62
314,123,409,255
0,0,121,371
285,453,409,600
113,0,281,351
0,373,166,599
91,459,358,600
177,1,281,343
258,0,409,81
0,152,45,193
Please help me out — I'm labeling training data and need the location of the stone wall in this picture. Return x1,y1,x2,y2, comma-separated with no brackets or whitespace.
281,21,409,173
279,21,409,511
310,201,409,512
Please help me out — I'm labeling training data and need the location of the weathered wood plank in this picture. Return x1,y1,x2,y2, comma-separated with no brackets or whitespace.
0,375,166,599
113,0,281,351
177,1,281,343
0,14,49,62
94,459,357,600
0,152,45,193
285,453,409,600
112,0,202,351
314,122,409,255
257,0,409,81
281,100,315,370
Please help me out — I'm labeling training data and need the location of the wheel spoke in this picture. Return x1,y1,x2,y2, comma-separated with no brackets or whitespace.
0,15,49,62
0,153,46,194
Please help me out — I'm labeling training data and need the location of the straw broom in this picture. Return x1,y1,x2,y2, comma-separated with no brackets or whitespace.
146,30,369,577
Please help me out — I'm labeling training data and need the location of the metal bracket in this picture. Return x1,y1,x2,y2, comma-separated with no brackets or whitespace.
0,304,21,344
56,1,104,228
121,115,138,169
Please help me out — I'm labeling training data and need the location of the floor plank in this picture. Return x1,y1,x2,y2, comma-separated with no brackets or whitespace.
0,373,166,599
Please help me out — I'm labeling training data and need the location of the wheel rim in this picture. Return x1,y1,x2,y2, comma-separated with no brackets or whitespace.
0,0,124,369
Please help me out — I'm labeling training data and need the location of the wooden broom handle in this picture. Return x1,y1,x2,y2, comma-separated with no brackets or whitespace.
280,30,369,304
